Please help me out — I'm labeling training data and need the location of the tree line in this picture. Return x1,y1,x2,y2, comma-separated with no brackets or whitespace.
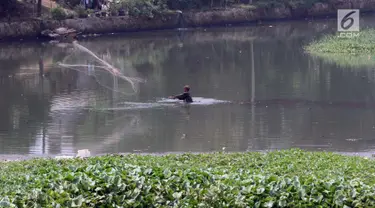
0,0,43,17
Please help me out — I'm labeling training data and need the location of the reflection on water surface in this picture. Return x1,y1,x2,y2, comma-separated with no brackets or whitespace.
2,16,375,156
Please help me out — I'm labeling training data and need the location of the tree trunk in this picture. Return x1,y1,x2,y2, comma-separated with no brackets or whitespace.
37,0,42,17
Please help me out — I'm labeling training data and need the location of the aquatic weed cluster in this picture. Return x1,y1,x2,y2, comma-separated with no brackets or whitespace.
1,149,375,207
304,29,375,67
304,29,375,54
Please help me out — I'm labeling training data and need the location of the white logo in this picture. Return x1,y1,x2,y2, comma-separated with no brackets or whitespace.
337,9,359,32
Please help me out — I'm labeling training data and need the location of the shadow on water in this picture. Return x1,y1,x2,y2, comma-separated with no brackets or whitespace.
2,16,375,156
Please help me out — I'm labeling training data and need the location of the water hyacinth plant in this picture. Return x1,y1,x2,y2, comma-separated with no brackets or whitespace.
1,149,375,207
305,29,375,54
304,29,375,68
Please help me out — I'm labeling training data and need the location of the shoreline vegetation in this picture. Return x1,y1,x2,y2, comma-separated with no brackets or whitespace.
1,0,375,41
1,149,375,206
304,29,375,68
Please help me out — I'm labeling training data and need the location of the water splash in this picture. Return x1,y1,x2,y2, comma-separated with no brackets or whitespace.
90,97,231,111
97,102,175,111
157,97,230,105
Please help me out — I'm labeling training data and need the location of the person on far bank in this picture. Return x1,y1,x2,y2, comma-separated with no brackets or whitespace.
169,85,193,103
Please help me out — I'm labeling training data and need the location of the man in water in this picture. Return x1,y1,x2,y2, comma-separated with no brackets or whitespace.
169,85,193,103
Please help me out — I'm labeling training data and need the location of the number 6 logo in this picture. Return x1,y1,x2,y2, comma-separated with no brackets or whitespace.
337,9,359,32
341,11,355,30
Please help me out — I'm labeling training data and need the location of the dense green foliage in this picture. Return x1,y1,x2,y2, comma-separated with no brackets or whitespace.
166,0,238,10
305,29,375,54
110,0,168,18
59,0,81,8
1,0,331,20
74,5,89,18
1,149,375,207
54,0,328,10
109,0,327,12
165,0,327,10
304,29,375,67
246,0,326,9
51,6,69,20
53,0,330,19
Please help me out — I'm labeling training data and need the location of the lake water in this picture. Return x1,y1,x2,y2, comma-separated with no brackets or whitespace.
2,16,375,157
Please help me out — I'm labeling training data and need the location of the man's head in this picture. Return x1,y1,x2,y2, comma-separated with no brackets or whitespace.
184,85,190,92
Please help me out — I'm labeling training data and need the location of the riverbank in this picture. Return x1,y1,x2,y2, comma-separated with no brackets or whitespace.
1,0,375,41
1,149,375,206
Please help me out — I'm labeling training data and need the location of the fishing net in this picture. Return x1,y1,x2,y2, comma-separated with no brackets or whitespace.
57,41,146,97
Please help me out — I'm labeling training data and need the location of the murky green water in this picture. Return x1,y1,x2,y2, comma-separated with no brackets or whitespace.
2,16,375,156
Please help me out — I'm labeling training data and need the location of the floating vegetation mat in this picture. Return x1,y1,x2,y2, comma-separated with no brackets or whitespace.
1,149,375,207
304,29,375,68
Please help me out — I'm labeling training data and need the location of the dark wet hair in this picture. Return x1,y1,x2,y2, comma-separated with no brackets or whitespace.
184,85,190,92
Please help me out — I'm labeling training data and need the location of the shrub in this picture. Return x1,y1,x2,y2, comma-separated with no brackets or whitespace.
74,5,88,18
167,0,201,10
109,8,119,16
51,6,68,20
167,0,238,10
114,0,168,18
56,0,81,8
252,0,328,9
109,0,329,12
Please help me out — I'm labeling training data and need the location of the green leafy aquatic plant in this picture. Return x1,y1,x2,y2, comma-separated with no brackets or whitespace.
1,149,375,207
304,29,375,68
305,29,375,54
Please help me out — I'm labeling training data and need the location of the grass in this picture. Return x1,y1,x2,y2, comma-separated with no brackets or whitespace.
304,29,375,67
1,149,375,207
